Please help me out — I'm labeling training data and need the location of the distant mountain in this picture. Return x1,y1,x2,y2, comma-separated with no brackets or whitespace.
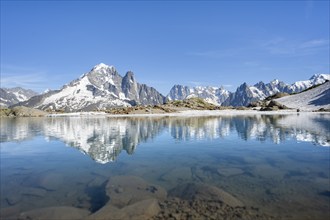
169,74,329,107
167,85,230,106
225,74,329,106
16,63,165,112
275,81,330,111
0,87,38,107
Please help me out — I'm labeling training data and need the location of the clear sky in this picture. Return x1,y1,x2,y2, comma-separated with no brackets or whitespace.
1,0,329,95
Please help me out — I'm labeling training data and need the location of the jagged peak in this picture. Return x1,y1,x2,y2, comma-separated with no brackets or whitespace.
171,84,188,89
270,79,280,84
124,71,135,77
239,82,249,88
309,73,329,80
254,81,265,86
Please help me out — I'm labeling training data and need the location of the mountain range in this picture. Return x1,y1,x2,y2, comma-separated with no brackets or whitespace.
1,63,329,111
168,74,329,106
0,87,37,107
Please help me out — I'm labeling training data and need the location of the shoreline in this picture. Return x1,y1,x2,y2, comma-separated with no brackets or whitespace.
46,109,330,118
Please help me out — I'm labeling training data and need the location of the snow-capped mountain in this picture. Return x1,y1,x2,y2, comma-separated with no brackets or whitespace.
224,73,329,106
167,85,230,106
289,74,329,93
17,63,165,112
0,87,38,107
168,74,329,107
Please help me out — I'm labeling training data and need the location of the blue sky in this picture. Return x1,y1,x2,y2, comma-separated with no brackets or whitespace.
1,0,329,95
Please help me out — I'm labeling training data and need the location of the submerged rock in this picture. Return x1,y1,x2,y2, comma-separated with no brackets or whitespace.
36,173,64,191
160,167,192,185
86,199,160,220
153,197,274,220
21,187,47,197
6,193,22,206
18,206,91,220
0,205,21,219
168,182,244,207
217,167,245,177
105,175,167,208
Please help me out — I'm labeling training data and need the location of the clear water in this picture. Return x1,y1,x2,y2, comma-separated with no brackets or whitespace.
1,113,329,219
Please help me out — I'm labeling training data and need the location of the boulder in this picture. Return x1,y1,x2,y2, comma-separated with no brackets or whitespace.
18,206,90,220
86,199,160,220
217,167,245,177
105,175,167,208
168,183,244,207
36,173,63,190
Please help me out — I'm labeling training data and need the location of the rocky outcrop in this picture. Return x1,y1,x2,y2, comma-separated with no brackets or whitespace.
0,106,47,117
260,100,290,111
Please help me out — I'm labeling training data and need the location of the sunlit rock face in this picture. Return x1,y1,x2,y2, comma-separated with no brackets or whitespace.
1,114,329,164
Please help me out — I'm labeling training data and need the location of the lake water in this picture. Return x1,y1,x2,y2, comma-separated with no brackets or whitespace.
0,113,329,219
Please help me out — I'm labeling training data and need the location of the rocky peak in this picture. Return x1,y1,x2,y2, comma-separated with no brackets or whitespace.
122,71,139,100
123,71,136,82
270,79,280,85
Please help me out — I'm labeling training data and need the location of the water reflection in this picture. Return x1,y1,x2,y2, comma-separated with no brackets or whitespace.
1,113,329,163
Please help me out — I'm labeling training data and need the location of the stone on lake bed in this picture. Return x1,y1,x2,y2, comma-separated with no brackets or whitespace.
0,205,21,219
6,193,22,205
168,182,244,207
86,199,160,220
161,167,192,184
36,173,64,190
105,175,167,208
217,167,245,177
21,187,47,197
18,206,91,220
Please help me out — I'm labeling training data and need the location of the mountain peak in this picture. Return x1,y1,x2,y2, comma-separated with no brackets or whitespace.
124,71,134,77
92,63,114,71
270,79,280,84
309,73,329,81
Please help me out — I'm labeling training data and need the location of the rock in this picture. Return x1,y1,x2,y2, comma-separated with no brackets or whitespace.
122,199,161,220
85,204,124,220
37,173,63,190
18,206,91,220
168,183,244,207
9,106,47,117
6,193,22,205
153,197,274,220
21,187,47,197
260,100,289,111
217,167,244,177
86,199,160,220
105,176,167,208
161,167,192,185
0,205,21,219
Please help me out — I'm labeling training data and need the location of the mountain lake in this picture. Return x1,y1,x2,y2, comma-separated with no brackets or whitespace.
0,113,329,219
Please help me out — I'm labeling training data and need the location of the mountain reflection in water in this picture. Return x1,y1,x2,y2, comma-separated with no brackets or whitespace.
1,113,329,163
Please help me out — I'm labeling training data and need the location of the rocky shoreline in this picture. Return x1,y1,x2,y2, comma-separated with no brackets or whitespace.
1,98,329,118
